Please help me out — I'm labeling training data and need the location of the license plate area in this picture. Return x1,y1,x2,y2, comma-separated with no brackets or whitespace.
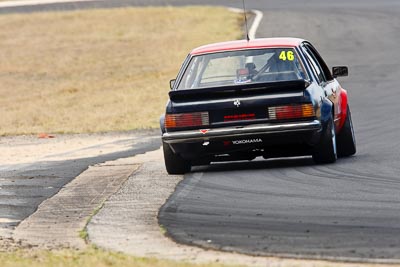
211,108,268,124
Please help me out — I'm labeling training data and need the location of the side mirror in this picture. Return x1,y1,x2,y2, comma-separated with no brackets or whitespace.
332,66,348,78
169,79,176,90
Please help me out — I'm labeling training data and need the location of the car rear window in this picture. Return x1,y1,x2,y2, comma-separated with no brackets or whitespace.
177,48,307,90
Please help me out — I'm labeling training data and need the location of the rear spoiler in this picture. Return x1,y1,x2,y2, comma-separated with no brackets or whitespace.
169,79,310,102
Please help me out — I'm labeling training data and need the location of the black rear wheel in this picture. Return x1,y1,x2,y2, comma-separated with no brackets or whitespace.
313,115,337,164
162,142,191,175
337,105,356,157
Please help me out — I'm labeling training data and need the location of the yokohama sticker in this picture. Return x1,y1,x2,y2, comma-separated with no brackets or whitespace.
232,138,262,145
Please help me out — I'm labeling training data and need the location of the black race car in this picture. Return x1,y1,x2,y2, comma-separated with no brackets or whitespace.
160,38,356,174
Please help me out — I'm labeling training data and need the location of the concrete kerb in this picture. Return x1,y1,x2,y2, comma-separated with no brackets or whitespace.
13,157,139,249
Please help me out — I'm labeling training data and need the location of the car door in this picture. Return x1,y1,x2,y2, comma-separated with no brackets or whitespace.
301,43,343,130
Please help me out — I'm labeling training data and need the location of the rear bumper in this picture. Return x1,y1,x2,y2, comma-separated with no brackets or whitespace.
162,120,321,144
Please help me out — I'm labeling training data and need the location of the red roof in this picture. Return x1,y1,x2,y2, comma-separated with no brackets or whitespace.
190,37,305,55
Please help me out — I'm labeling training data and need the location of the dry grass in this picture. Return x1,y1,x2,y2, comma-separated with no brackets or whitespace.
0,7,242,135
0,247,242,267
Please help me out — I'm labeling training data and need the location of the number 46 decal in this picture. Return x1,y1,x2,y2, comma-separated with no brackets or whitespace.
279,51,294,61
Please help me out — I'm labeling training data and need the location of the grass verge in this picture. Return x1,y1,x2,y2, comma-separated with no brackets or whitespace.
0,7,242,135
0,247,242,267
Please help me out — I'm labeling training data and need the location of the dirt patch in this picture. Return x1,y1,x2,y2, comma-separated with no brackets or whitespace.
0,131,154,166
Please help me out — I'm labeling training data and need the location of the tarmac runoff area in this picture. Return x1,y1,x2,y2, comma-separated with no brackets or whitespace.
0,131,161,250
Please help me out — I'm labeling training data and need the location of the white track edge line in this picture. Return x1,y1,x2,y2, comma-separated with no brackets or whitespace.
228,7,263,39
0,0,96,8
248,9,263,39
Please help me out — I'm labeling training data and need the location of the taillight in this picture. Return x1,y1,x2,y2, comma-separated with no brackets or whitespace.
268,104,315,120
165,112,209,129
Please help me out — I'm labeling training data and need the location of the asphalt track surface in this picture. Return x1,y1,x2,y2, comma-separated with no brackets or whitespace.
2,0,400,261
157,0,400,261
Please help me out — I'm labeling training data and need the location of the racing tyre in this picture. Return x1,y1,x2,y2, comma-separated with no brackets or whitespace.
313,115,337,164
163,142,191,175
337,105,356,157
